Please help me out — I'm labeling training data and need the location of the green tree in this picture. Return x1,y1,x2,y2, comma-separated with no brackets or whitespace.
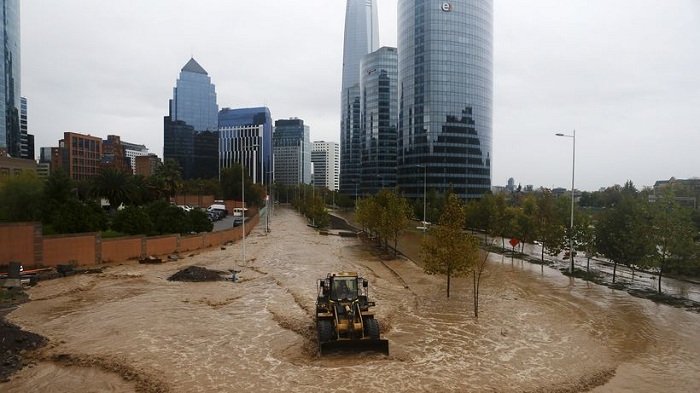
596,191,654,283
0,171,44,222
536,190,567,261
111,206,155,235
50,200,108,234
420,193,480,298
154,159,183,200
91,167,134,214
645,193,697,293
575,213,598,273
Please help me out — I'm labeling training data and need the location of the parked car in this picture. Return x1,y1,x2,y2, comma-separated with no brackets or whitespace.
232,217,244,227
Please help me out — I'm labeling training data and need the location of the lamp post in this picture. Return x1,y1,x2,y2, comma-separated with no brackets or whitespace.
556,130,576,273
415,165,427,233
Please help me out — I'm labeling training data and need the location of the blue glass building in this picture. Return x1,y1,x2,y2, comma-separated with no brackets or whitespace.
218,107,273,185
164,58,219,179
1,0,20,158
339,0,379,198
360,47,398,195
397,0,493,200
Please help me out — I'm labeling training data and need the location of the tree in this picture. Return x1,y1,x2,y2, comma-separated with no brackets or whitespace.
91,167,134,214
596,191,654,284
155,159,183,200
645,193,697,293
536,190,567,261
0,171,44,222
49,200,108,234
575,213,597,273
420,193,480,298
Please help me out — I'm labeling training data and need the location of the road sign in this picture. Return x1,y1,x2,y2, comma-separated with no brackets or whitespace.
509,238,519,247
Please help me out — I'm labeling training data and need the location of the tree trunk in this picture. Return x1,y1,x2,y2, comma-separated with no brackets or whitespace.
446,272,451,298
587,256,590,273
658,266,663,294
473,273,479,318
612,261,618,284
541,244,544,261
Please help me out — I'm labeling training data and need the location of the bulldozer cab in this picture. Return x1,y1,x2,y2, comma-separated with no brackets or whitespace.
331,277,357,301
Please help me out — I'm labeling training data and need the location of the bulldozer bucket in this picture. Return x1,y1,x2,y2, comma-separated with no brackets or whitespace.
319,338,389,356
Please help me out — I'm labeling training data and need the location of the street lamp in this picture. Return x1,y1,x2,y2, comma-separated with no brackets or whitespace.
415,165,427,233
239,144,259,279
556,130,576,273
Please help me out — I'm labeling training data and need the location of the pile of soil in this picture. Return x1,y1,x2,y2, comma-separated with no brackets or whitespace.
167,266,227,282
0,296,48,382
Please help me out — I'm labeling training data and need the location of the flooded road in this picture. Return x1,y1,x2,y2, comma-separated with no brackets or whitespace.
5,206,700,392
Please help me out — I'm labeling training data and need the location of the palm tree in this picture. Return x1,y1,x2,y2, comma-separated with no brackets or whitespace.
92,167,133,214
155,159,183,201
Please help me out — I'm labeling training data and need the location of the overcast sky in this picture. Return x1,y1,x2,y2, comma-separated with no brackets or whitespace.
22,1,700,191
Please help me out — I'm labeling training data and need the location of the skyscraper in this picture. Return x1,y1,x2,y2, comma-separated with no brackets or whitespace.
360,47,398,195
0,0,20,158
312,141,340,191
273,118,311,186
397,0,493,200
164,58,219,179
339,0,379,198
219,107,273,185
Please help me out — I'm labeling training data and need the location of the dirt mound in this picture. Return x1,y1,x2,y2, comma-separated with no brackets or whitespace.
0,319,47,382
167,266,227,282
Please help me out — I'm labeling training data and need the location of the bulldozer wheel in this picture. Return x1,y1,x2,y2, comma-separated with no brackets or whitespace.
318,319,335,343
365,318,380,340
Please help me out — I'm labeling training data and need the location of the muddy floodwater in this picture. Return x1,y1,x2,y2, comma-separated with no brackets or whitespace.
5,206,700,392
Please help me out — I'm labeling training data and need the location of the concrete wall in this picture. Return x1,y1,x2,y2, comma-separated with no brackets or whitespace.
42,233,98,267
0,222,37,264
0,213,260,268
101,236,143,263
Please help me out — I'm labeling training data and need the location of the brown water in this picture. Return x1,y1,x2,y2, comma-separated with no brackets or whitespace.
5,206,700,392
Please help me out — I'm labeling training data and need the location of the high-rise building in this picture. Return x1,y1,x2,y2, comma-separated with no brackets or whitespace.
360,47,398,195
219,124,264,183
311,141,340,191
397,0,493,200
20,97,33,160
273,118,311,186
53,132,103,181
164,58,218,180
339,0,379,198
1,1,20,158
219,107,273,185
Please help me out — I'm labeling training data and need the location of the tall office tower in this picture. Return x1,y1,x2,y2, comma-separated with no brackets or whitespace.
219,107,273,185
0,0,20,158
311,141,340,191
219,124,264,183
339,0,379,199
164,58,218,180
19,96,33,160
397,0,493,200
273,118,311,186
360,47,398,196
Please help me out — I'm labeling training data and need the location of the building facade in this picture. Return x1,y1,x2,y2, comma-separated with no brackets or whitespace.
360,47,398,195
339,0,379,198
219,124,264,184
397,0,493,200
219,107,273,185
311,141,340,191
164,58,218,180
135,154,161,177
273,118,311,186
53,132,103,181
1,0,20,158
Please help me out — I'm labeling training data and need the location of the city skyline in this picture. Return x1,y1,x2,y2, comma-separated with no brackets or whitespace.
21,1,700,191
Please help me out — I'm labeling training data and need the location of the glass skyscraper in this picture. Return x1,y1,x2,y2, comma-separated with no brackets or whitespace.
360,47,398,195
219,107,273,185
273,118,311,186
1,0,20,158
164,58,219,179
397,0,493,200
339,0,379,198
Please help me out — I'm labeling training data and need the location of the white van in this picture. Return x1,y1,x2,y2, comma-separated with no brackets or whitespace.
232,207,247,217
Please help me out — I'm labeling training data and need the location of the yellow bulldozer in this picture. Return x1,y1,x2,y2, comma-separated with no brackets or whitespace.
316,272,389,355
